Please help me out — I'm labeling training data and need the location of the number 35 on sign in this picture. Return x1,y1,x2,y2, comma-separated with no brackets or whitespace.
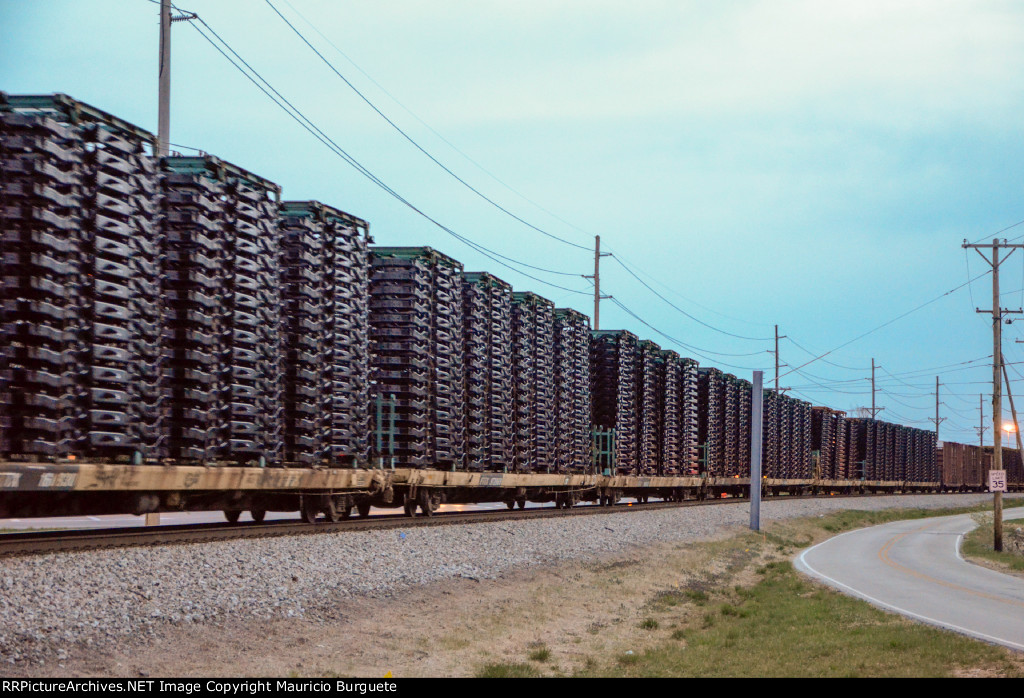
989,470,1007,492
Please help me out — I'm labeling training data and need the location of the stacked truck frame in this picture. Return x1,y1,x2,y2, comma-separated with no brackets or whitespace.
0,93,1017,523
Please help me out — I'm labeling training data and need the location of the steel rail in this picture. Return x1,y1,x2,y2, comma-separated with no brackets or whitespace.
0,490,951,559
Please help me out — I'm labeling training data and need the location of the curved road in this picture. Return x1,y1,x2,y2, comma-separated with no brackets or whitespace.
795,509,1024,651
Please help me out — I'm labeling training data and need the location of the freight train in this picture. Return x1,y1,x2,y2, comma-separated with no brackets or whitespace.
0,93,1018,524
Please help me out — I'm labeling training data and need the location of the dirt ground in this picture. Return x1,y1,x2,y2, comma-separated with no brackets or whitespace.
20,510,1024,678
26,527,753,678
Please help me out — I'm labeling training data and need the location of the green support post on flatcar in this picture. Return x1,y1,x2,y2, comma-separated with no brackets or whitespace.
374,393,397,470
592,426,616,476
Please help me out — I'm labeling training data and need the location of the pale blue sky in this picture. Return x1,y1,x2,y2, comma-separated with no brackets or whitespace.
3,0,1023,442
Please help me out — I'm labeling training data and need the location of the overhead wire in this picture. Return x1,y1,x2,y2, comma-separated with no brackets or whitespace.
158,0,999,436
784,337,866,371
778,269,993,380
261,0,593,252
601,244,777,329
941,402,975,420
780,355,993,390
173,0,808,372
275,0,601,248
180,10,591,297
605,297,771,371
967,217,1024,246
608,255,773,341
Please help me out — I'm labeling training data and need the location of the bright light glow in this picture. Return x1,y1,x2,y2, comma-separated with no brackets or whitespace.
1003,422,1017,433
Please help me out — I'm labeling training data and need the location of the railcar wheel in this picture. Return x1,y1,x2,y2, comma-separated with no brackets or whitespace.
506,500,516,510
403,495,417,517
517,497,527,509
250,509,266,523
300,496,319,524
356,501,372,518
418,490,434,517
323,498,341,523
224,509,242,524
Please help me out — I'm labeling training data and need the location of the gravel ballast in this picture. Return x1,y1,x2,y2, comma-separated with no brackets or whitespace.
0,493,1013,665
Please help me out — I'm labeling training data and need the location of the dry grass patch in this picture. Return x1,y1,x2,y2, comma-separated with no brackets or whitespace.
567,505,1024,678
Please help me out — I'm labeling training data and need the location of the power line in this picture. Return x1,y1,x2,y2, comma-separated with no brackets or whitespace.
789,368,867,396
784,337,866,371
158,0,996,423
275,0,600,250
778,269,993,380
605,297,771,371
941,402,975,420
967,217,1024,246
181,10,591,297
602,245,777,329
261,0,593,253
608,255,774,341
784,354,993,389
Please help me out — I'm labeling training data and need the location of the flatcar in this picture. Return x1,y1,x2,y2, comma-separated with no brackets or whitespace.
1,92,1014,525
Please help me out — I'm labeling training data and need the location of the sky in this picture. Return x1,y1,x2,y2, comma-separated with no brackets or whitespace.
3,0,1024,444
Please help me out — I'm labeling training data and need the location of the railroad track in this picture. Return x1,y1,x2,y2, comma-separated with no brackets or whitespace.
0,490,946,558
0,499,726,557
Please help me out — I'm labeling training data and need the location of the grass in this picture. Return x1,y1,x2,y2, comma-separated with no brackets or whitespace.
468,501,1024,679
817,500,1023,535
962,517,1024,573
577,558,1022,677
527,645,552,662
477,663,542,678
570,503,1024,678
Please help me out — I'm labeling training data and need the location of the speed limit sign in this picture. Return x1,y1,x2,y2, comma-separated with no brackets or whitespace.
989,470,1007,492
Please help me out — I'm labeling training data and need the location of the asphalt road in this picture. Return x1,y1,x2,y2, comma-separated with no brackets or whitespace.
795,507,1024,651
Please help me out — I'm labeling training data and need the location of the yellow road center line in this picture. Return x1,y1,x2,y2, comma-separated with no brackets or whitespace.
876,521,1024,609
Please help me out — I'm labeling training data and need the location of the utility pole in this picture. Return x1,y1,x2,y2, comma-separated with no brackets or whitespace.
149,1,195,525
774,325,787,393
155,0,196,158
977,394,988,447
963,238,1024,553
869,358,884,419
1001,354,1023,555
583,235,611,330
999,354,1024,548
158,0,171,157
146,0,174,527
930,377,945,440
764,325,787,393
1001,356,1024,454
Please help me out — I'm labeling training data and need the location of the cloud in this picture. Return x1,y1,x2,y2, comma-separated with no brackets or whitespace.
368,0,1024,128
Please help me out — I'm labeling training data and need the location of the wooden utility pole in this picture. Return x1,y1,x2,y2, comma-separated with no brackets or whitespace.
584,235,611,330
963,237,1024,552
1001,356,1023,555
1001,358,1024,453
